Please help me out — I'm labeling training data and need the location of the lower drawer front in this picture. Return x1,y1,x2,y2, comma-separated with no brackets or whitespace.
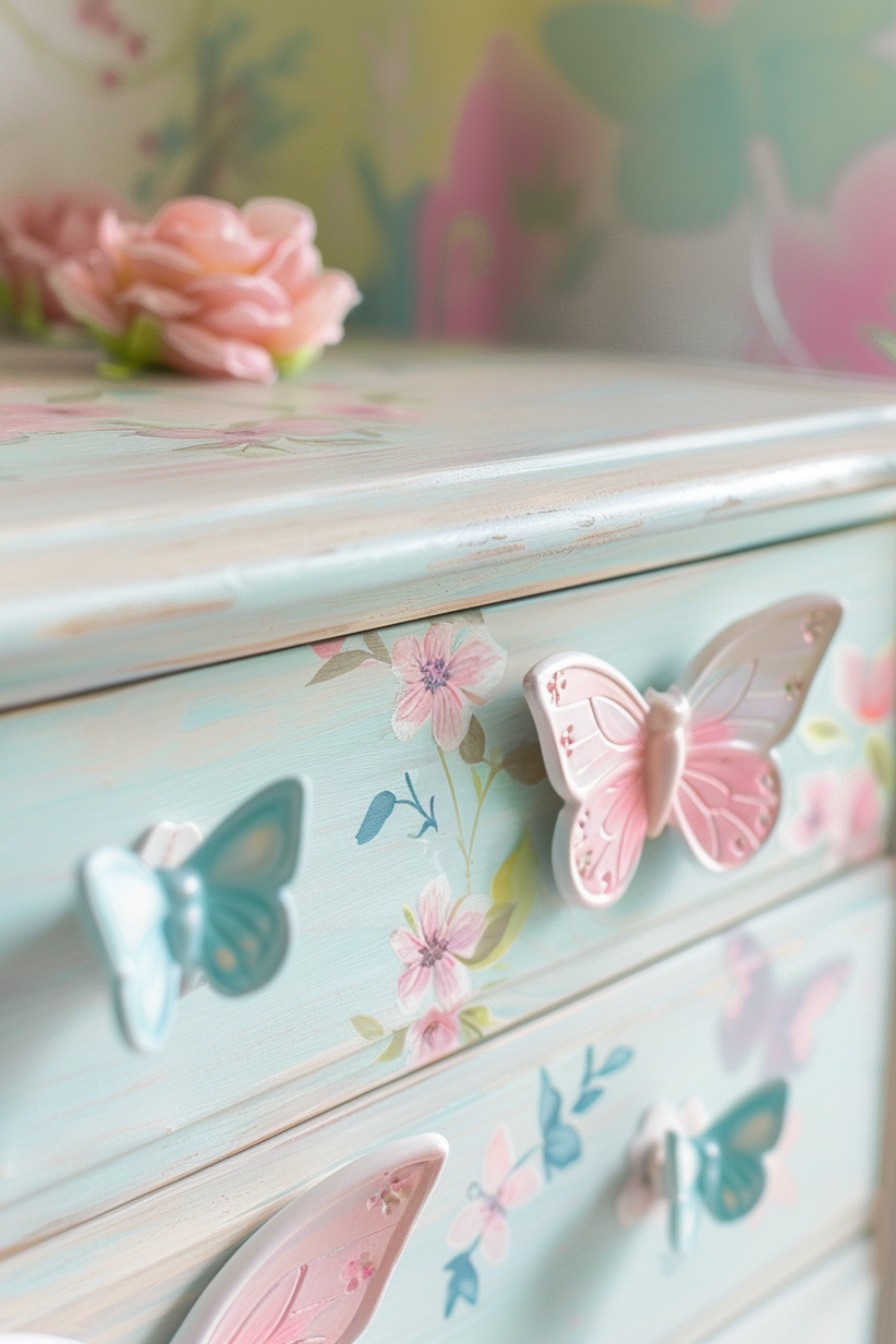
3,865,892,1344
706,1241,878,1344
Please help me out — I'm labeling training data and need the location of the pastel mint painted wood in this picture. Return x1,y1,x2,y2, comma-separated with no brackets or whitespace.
2,522,893,1249
2,864,890,1344
4,341,896,708
706,1241,877,1344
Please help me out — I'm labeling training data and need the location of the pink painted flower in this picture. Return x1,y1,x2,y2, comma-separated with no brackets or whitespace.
416,36,608,339
842,765,884,864
447,1122,541,1263
0,187,132,330
835,643,896,724
340,1251,375,1293
787,766,883,863
367,1172,413,1217
0,401,118,445
391,875,484,1012
310,638,346,659
391,622,506,751
614,1097,708,1227
406,1007,462,1066
50,195,360,382
787,770,841,853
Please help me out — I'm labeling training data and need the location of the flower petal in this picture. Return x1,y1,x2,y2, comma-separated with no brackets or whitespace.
431,684,466,750
391,682,432,740
433,954,469,1010
417,875,451,944
163,320,276,382
396,962,430,1013
390,635,425,684
243,197,317,244
389,928,425,966
49,258,124,334
446,908,485,954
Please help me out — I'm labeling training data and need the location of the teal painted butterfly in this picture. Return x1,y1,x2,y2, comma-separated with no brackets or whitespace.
664,1079,788,1254
80,778,308,1054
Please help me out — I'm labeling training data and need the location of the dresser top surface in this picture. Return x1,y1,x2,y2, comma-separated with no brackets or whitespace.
4,338,896,708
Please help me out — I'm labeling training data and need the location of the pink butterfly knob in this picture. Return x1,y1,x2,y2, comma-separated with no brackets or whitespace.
523,596,842,909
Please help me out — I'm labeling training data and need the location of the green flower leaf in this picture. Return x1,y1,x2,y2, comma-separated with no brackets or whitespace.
459,715,486,765
461,902,516,967
459,1003,494,1041
800,716,849,754
377,1027,408,1062
308,648,370,684
503,741,547,786
362,629,391,663
866,733,895,792
351,1014,384,1041
464,829,540,969
403,904,418,931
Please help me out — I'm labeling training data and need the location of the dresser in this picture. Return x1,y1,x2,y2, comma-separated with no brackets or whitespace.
2,340,896,1343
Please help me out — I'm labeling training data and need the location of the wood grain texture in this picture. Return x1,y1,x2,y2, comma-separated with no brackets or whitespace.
5,341,896,707
1,865,891,1344
2,521,893,1251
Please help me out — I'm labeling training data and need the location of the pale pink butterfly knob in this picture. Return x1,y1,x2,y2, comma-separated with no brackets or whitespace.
523,596,842,909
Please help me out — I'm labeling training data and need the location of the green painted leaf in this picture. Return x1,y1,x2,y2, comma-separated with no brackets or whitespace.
866,733,895,792
459,1003,494,1041
503,741,547,786
468,829,540,969
471,769,484,801
351,1014,384,1041
403,904,418,931
377,1027,408,1062
800,716,849,753
461,902,515,967
308,648,370,684
867,325,896,364
362,629,391,663
459,715,486,765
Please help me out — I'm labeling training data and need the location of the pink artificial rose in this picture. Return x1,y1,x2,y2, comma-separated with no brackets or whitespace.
391,622,506,751
50,195,361,382
0,187,130,332
406,1006,462,1066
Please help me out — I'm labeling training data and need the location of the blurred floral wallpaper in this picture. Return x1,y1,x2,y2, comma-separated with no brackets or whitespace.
4,0,896,372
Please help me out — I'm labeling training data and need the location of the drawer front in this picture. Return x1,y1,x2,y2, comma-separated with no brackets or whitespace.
705,1241,878,1344
3,522,895,1246
3,864,892,1344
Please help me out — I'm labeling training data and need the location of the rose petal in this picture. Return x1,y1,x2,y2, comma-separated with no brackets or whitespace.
163,320,276,382
243,197,317,244
49,258,124,334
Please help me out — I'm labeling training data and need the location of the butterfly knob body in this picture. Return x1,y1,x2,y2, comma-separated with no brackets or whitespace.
644,686,690,837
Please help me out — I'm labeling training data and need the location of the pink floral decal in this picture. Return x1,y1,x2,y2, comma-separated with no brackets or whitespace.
787,765,883,864
835,643,896,724
407,1007,462,1066
391,622,506,752
340,1251,375,1294
391,875,484,1012
447,1122,541,1265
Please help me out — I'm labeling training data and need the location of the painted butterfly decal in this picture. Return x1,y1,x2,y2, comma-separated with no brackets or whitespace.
80,777,309,1053
664,1079,789,1255
446,1122,541,1264
0,1137,447,1344
721,929,850,1077
524,596,842,909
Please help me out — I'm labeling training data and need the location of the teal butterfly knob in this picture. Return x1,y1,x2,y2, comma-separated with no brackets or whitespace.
79,777,309,1054
617,1080,789,1254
